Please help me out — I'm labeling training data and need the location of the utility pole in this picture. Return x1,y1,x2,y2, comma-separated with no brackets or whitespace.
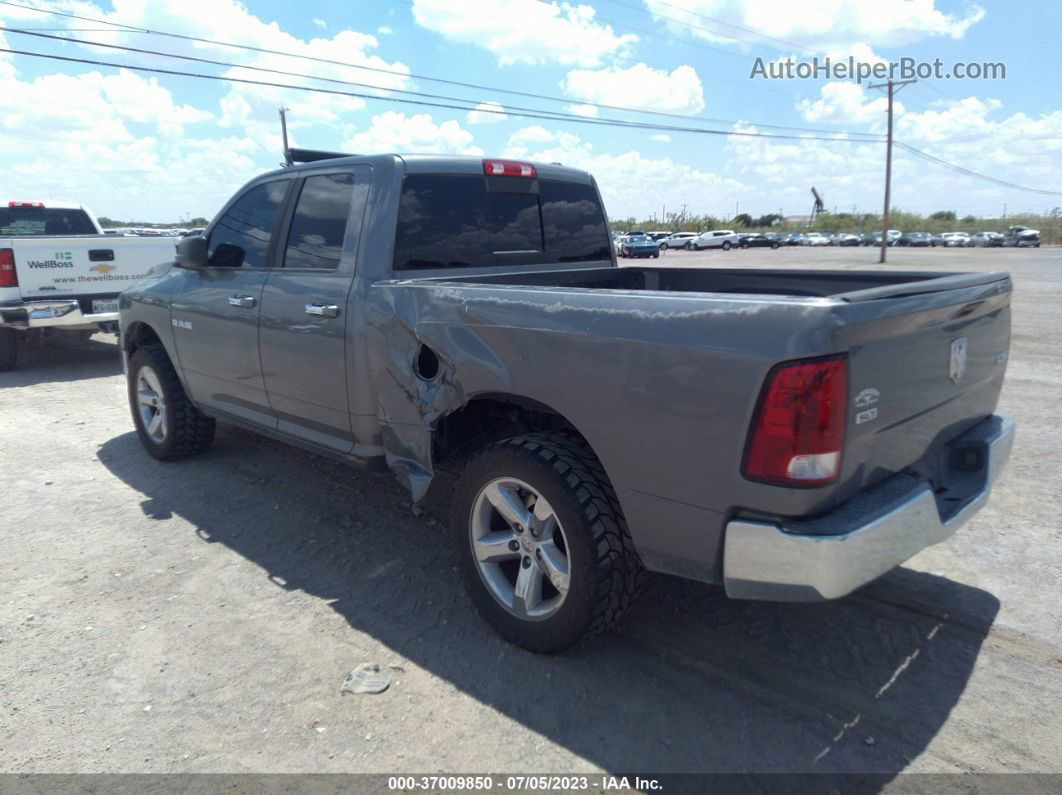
279,107,292,167
868,79,916,263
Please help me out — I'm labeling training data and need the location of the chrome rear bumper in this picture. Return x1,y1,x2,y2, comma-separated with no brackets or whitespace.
723,415,1015,601
0,299,118,329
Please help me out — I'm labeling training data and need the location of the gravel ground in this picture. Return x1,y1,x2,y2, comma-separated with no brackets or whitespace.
1,246,1059,776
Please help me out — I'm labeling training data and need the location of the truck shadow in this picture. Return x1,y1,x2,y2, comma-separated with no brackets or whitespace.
97,426,999,778
0,333,121,388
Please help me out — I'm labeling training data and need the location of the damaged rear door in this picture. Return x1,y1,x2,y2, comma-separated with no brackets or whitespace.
258,166,371,453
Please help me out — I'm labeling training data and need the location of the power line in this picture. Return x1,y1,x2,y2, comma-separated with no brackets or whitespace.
0,0,797,125
0,46,883,143
894,142,1062,195
0,24,883,139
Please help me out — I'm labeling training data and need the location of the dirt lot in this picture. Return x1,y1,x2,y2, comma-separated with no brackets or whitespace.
1,246,1060,777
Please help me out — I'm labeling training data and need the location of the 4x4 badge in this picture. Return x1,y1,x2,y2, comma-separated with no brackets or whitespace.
950,338,968,384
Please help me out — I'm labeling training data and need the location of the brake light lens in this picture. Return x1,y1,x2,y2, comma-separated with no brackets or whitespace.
0,248,17,288
8,201,45,208
743,356,847,486
483,159,537,178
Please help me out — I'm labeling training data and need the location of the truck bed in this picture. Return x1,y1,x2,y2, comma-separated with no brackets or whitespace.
377,264,1011,581
429,265,1003,301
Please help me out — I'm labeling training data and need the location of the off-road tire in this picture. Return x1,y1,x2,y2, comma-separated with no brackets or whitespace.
0,328,17,372
451,432,645,653
128,343,215,460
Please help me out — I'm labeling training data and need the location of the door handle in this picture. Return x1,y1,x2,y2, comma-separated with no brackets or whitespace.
228,295,256,308
305,303,340,318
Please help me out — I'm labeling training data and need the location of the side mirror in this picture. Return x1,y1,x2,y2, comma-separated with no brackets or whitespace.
175,233,209,269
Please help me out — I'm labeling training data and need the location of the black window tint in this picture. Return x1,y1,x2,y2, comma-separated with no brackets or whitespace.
283,173,355,270
0,208,97,236
539,180,611,263
394,175,541,270
394,174,609,270
208,180,288,268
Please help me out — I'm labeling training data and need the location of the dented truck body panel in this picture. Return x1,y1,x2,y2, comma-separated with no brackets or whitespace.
120,153,1014,589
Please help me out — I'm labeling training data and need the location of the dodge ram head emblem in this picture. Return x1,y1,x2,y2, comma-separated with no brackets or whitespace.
949,338,968,384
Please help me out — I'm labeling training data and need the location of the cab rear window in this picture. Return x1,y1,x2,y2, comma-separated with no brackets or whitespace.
0,207,97,236
394,174,610,270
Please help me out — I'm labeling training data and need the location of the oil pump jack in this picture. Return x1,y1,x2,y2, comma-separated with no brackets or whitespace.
810,187,824,224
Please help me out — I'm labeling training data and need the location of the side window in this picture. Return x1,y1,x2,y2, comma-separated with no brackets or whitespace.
282,173,355,270
207,180,288,268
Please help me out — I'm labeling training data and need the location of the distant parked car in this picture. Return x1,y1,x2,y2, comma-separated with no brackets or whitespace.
785,233,805,246
940,232,971,248
830,233,862,247
737,234,781,249
690,230,738,250
897,232,932,247
619,233,661,259
802,232,830,247
660,232,699,250
969,231,1003,247
1002,226,1040,247
646,231,670,242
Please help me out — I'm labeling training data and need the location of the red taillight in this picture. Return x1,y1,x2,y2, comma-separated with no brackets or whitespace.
483,159,537,178
743,356,847,486
8,201,44,208
0,248,17,288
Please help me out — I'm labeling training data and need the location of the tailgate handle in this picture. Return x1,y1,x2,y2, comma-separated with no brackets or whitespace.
88,249,115,262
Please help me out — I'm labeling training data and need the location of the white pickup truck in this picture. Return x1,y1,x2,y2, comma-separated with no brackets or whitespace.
0,200,176,370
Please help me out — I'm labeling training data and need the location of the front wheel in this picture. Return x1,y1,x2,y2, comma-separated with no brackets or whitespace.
771,242,780,249
451,432,643,653
128,343,215,460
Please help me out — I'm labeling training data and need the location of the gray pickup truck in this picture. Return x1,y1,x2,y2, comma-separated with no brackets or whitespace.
119,153,1015,652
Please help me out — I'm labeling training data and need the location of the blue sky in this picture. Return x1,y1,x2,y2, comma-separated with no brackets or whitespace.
1,0,1060,223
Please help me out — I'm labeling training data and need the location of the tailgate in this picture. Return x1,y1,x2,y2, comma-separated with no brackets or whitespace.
837,272,1012,490
8,237,174,298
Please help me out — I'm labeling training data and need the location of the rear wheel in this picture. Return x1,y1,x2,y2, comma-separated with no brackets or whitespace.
722,241,732,251
128,343,215,460
451,432,643,653
771,242,780,249
0,328,17,372
685,241,694,250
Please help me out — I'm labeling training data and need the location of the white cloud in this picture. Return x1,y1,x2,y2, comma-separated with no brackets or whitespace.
466,102,509,124
378,26,394,35
566,104,599,118
651,134,671,142
645,0,985,49
342,112,483,155
39,0,414,140
504,127,748,219
797,82,894,125
312,17,326,29
411,0,637,66
562,63,705,113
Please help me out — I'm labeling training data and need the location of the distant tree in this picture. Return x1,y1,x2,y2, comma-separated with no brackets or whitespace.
189,217,209,227
733,213,753,228
929,210,956,222
754,213,783,227
961,214,977,224
97,216,116,227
